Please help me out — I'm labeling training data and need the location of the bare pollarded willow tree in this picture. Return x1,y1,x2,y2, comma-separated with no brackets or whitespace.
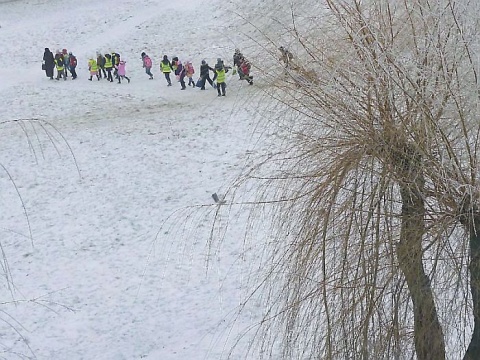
233,0,480,359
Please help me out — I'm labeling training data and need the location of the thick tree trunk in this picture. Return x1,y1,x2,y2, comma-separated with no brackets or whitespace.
395,148,446,360
464,215,480,360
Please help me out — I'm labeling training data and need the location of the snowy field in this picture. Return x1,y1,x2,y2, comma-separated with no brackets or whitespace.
0,0,270,359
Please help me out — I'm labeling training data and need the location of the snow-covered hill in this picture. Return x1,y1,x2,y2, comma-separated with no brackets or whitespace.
0,0,267,358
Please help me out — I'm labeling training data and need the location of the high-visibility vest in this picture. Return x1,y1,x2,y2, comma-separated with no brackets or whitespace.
160,61,171,73
104,57,113,69
216,68,226,83
55,58,64,70
112,53,120,65
88,59,98,71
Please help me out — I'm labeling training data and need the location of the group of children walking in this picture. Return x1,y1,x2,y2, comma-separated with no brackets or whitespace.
88,52,130,83
140,49,253,96
42,47,254,97
43,48,78,81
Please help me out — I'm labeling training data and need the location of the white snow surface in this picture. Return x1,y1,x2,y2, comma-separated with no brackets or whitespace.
0,0,268,359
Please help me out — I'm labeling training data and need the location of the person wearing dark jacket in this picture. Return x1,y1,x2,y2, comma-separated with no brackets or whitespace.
43,48,55,79
199,60,214,90
97,53,107,79
104,53,114,82
233,48,244,79
213,58,230,96
178,63,186,90
69,52,78,79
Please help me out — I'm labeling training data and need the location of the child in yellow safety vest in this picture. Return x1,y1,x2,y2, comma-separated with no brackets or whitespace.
160,55,173,86
213,58,230,96
54,52,67,81
104,53,114,82
88,57,100,81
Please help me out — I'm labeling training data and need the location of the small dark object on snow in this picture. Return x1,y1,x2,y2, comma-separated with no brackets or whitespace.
212,193,226,204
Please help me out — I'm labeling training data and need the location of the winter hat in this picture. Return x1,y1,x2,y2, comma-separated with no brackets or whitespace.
201,60,206,65
45,47,49,52
217,58,222,63
163,55,168,60
141,52,146,58
62,48,68,54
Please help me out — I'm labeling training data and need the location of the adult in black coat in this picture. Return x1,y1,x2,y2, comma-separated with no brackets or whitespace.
199,60,214,90
43,48,55,79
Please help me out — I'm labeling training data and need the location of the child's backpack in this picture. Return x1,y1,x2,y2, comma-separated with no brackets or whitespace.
113,53,120,65
240,61,250,76
70,55,77,67
144,56,152,67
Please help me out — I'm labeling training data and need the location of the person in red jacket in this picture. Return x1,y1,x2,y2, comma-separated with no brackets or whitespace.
69,52,78,79
239,58,253,85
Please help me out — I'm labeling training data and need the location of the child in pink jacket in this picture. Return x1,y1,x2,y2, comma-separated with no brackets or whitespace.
116,60,131,84
184,60,195,86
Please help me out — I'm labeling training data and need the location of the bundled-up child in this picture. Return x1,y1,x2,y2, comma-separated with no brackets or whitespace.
116,60,130,84
172,56,179,74
55,52,67,81
88,57,99,81
104,53,114,82
178,61,186,90
176,60,185,88
97,52,107,79
62,49,70,77
69,52,77,79
213,58,230,96
111,51,120,78
141,52,154,79
160,55,173,86
239,58,253,85
184,60,195,86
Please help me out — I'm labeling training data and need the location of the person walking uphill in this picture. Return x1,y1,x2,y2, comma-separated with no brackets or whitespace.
141,52,154,79
43,48,55,79
160,55,173,86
